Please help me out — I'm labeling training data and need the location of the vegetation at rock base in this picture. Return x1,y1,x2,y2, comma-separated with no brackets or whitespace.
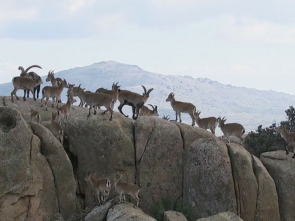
150,196,193,221
244,106,295,157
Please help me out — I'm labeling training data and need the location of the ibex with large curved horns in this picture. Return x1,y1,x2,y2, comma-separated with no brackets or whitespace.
139,104,159,116
118,85,153,120
18,65,42,100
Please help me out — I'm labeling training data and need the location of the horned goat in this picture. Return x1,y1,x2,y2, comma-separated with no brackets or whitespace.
75,86,114,120
275,124,295,158
42,112,64,144
139,104,159,117
11,75,43,102
96,82,120,103
84,173,112,204
19,65,42,100
41,79,68,110
218,117,245,144
118,85,153,120
57,95,75,124
194,111,218,134
165,92,196,126
72,84,86,106
30,108,41,123
46,70,63,102
114,171,140,207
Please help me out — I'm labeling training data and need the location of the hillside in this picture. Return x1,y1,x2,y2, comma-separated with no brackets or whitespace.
1,60,294,132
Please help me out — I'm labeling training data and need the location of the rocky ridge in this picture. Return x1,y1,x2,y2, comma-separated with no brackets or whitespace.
0,96,294,220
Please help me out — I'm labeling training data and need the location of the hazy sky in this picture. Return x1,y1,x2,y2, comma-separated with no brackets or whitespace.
1,0,295,95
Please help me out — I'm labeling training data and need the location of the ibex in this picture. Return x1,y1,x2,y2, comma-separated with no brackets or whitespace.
139,104,159,116
84,173,112,204
166,92,196,126
30,108,41,123
275,124,295,158
41,79,68,110
72,84,86,107
194,111,218,134
19,65,42,99
96,82,120,104
11,75,43,102
75,86,114,120
57,95,75,124
114,171,140,207
42,112,64,144
46,70,63,103
162,115,170,121
118,85,153,120
217,117,245,144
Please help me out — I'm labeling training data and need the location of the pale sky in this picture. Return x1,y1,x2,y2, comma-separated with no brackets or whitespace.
1,0,295,95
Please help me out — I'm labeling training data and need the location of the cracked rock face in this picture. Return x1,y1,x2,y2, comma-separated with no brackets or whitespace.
261,151,295,221
0,97,292,221
0,106,58,220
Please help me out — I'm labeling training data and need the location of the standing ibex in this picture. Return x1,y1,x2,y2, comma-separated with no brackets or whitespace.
275,124,295,158
42,112,64,144
46,70,63,103
218,117,245,144
139,104,159,117
114,171,140,207
96,82,120,104
84,173,112,204
166,92,196,126
19,65,42,100
57,95,75,124
11,75,43,102
75,86,114,120
118,85,153,120
41,79,68,110
194,111,218,134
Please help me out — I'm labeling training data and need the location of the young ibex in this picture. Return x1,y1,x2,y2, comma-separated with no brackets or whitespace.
41,79,68,110
275,124,295,158
217,117,245,144
139,104,159,117
166,92,196,126
11,75,43,102
118,85,153,120
19,65,42,99
42,112,64,144
194,111,218,134
57,95,75,124
30,108,41,123
114,171,140,207
75,86,114,120
46,70,63,102
84,173,112,204
96,82,120,104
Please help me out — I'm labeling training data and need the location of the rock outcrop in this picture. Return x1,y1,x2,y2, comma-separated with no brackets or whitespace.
260,151,295,221
0,106,58,220
183,139,237,219
0,96,293,221
228,143,280,221
196,212,244,221
106,202,157,221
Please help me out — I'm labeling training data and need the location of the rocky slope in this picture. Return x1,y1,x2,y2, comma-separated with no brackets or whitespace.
0,96,294,221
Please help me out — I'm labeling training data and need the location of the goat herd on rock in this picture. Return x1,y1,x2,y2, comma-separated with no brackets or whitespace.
8,64,295,208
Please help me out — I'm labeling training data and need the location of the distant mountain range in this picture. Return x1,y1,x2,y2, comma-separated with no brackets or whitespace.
1,61,294,133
